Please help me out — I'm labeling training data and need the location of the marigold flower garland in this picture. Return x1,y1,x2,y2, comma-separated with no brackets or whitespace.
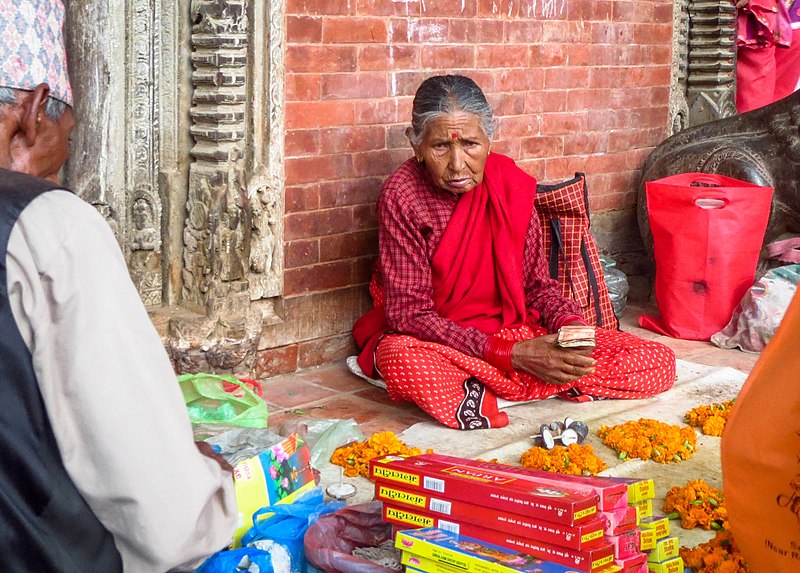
597,418,697,463
330,431,432,478
519,443,608,476
663,479,728,531
681,530,749,572
684,400,735,437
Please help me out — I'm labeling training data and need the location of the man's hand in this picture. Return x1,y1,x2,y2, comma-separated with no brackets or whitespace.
195,441,234,474
511,335,596,385
735,0,749,8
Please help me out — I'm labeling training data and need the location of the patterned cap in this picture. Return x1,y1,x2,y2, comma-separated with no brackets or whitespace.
0,0,72,106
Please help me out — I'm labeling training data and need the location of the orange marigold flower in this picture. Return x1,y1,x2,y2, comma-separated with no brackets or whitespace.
330,431,432,478
680,530,749,572
597,418,697,463
685,400,734,436
664,479,726,530
520,443,608,476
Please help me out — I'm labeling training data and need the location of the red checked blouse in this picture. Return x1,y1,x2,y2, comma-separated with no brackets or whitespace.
378,158,582,360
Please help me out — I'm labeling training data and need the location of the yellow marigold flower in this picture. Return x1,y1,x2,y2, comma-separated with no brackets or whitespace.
680,530,749,572
664,479,726,531
685,400,734,436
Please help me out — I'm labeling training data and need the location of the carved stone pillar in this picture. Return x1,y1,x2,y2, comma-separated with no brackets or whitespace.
668,0,738,134
65,0,287,376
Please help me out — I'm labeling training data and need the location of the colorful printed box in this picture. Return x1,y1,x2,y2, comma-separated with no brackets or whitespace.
599,506,638,535
601,477,655,503
370,455,599,526
638,516,670,540
395,527,613,573
375,482,606,550
385,505,614,572
605,529,641,559
646,536,679,563
639,529,657,552
614,553,648,573
425,454,629,511
646,556,683,573
402,553,625,573
230,432,315,546
630,499,653,521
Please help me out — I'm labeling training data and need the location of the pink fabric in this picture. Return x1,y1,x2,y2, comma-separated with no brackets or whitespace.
737,42,778,112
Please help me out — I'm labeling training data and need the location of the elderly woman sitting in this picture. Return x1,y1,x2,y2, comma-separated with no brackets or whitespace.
353,75,676,430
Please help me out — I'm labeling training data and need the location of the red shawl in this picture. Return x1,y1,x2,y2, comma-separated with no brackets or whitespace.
354,153,537,376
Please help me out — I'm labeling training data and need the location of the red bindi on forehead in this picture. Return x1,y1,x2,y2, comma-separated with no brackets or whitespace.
451,132,458,139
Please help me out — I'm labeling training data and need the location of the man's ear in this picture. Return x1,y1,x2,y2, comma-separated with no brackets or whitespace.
18,83,51,147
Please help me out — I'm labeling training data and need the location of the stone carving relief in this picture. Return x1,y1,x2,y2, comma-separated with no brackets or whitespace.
65,0,287,375
668,0,738,134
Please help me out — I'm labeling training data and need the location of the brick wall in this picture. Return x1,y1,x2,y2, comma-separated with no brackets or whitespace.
259,0,674,376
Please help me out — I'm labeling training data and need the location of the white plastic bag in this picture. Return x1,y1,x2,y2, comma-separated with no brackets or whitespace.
711,264,800,352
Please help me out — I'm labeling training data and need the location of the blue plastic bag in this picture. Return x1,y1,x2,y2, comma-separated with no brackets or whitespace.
240,488,344,573
195,547,274,573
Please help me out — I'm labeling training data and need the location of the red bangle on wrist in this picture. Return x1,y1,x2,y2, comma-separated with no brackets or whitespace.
484,336,516,372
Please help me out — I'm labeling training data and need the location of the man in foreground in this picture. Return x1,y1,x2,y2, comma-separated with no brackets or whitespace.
0,1,237,570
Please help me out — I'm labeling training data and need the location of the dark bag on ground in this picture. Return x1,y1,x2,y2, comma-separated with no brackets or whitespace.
535,173,618,329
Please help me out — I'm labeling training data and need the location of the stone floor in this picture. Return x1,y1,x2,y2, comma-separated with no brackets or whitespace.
261,302,759,436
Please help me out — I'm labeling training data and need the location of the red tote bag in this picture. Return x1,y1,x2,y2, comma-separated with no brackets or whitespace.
639,173,773,340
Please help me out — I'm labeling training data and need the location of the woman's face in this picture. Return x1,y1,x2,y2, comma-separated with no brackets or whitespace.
412,111,491,195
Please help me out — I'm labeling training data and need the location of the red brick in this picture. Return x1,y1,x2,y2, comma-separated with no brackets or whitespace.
285,153,354,185
323,18,388,43
355,0,426,16
285,239,320,268
421,45,476,69
352,255,375,284
539,111,588,135
497,115,539,138
525,90,567,113
542,21,590,44
297,334,359,369
353,203,378,231
287,0,353,16
285,207,359,241
504,20,544,44
318,177,383,208
390,18,451,44
284,185,320,213
567,0,613,21
354,98,408,125
584,152,630,175
653,2,673,23
544,67,591,89
359,45,419,71
392,70,434,96
530,44,568,67
521,135,564,157
612,1,655,22
352,149,410,178
475,45,529,68
544,156,580,181
284,261,356,295
490,139,522,159
588,193,625,212
321,72,388,99
488,92,526,116
286,74,321,101
591,22,634,44
567,89,613,112
387,124,411,149
287,46,357,73
563,132,609,155
318,125,386,154
254,345,299,379
287,15,323,43
320,230,378,262
285,129,321,157
285,101,355,129
515,157,548,177
477,0,522,17
463,19,505,43
495,68,544,92
633,23,672,44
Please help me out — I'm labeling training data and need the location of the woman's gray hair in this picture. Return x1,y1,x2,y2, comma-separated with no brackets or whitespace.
408,75,496,147
0,87,68,121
